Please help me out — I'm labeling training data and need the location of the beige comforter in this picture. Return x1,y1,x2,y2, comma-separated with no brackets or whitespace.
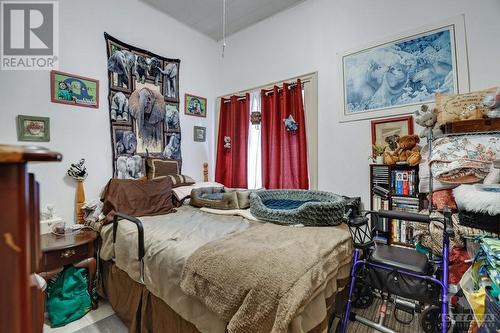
180,223,353,333
100,206,352,333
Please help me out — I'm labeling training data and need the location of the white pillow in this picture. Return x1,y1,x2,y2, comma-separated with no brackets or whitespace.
172,182,224,201
453,184,500,215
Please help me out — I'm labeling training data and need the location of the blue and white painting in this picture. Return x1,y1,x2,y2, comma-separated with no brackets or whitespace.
343,28,456,115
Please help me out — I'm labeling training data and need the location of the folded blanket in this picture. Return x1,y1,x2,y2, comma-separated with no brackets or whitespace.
453,184,500,215
180,223,352,333
429,135,500,184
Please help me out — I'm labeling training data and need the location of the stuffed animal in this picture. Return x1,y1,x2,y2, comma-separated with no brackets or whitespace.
383,134,422,166
414,104,444,139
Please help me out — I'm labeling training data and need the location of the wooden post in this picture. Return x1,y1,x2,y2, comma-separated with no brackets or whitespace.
203,162,208,182
76,178,85,224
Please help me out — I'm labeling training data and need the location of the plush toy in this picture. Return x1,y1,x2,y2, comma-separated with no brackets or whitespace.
223,136,231,149
414,104,444,139
383,134,422,166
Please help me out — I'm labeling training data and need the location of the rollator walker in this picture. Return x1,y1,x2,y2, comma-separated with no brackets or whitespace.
336,207,454,333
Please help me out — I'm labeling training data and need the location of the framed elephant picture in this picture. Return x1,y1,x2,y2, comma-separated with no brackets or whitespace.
163,61,180,102
106,40,133,93
114,155,145,179
109,91,131,124
165,103,181,132
112,125,137,156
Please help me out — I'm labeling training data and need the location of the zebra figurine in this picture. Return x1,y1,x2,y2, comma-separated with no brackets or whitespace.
67,158,88,180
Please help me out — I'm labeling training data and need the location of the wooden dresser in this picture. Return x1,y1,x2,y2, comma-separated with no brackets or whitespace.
0,145,62,333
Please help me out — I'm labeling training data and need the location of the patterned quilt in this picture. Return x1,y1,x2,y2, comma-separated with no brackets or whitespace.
430,135,500,183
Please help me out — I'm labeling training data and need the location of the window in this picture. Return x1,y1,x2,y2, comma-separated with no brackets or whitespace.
217,73,318,189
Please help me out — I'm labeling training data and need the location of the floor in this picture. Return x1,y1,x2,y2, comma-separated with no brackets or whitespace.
43,300,125,333
43,297,424,333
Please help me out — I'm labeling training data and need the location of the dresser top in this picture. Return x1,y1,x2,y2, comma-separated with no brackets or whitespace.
0,144,62,163
41,230,98,252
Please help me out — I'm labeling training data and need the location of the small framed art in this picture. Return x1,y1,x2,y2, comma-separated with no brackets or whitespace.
50,70,99,108
371,115,413,150
185,94,207,118
16,115,50,142
193,126,206,142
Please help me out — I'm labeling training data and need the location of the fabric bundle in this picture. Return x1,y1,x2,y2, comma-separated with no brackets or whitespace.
429,135,500,184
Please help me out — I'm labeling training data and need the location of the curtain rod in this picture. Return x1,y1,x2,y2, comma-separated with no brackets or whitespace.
263,79,310,96
222,79,311,102
222,96,248,103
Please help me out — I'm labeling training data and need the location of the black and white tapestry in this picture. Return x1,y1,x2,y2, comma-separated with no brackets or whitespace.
105,33,181,179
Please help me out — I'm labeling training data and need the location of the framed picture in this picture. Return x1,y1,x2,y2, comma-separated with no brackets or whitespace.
165,103,181,132
193,126,206,142
184,94,207,118
112,125,137,156
109,91,131,124
371,115,414,151
50,70,99,108
163,61,180,102
338,15,469,122
16,115,50,142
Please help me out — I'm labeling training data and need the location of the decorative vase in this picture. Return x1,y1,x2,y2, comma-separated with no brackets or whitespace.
75,178,85,224
376,156,384,164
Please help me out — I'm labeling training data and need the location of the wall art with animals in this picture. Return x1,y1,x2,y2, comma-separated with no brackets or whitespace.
105,33,182,179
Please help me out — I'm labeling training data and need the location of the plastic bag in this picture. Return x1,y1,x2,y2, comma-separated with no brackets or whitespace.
46,266,91,327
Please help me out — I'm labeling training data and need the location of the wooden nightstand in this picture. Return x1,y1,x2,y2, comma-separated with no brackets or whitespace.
39,230,98,309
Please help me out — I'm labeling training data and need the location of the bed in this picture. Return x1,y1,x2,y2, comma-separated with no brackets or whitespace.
96,172,353,333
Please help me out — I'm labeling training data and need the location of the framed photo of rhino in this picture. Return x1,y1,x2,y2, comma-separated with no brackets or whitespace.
105,32,182,177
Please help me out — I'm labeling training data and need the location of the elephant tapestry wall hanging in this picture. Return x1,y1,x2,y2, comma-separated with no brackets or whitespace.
105,33,182,179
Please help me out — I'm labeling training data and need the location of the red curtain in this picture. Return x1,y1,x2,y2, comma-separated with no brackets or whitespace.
261,79,309,189
215,94,250,188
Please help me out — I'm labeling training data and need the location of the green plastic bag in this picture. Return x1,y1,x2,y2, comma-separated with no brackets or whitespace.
46,266,91,327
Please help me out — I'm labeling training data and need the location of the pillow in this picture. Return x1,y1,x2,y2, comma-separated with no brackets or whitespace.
101,177,175,223
172,182,224,201
432,190,457,211
224,188,256,209
147,158,181,179
190,187,239,210
436,87,497,125
168,174,195,188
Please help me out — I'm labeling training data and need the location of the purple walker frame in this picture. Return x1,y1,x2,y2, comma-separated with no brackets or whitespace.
340,213,451,333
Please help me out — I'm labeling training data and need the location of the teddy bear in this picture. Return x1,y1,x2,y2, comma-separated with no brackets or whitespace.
383,134,422,166
414,104,444,139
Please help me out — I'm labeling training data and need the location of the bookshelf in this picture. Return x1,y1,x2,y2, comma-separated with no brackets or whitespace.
369,164,426,247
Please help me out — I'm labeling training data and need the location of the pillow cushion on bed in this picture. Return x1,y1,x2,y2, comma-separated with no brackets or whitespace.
167,174,195,188
146,158,181,179
172,181,224,201
101,177,175,223
224,188,258,209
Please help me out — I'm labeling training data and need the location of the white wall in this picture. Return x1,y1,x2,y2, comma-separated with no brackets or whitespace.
216,0,500,207
0,0,220,224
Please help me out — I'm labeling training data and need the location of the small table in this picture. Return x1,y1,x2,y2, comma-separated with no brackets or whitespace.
39,230,98,309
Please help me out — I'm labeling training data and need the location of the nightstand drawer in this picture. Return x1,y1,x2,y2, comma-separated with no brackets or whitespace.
42,243,89,271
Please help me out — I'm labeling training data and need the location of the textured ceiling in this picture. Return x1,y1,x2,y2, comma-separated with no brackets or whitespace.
141,0,306,40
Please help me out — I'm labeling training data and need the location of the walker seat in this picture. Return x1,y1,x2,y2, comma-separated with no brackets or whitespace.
370,245,428,274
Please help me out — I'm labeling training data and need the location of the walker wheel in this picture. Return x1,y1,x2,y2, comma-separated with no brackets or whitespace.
420,306,451,333
352,281,373,309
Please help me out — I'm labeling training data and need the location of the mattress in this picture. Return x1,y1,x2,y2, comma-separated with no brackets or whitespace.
99,205,351,333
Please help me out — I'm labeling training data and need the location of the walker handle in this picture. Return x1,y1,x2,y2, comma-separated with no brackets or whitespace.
375,210,431,223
